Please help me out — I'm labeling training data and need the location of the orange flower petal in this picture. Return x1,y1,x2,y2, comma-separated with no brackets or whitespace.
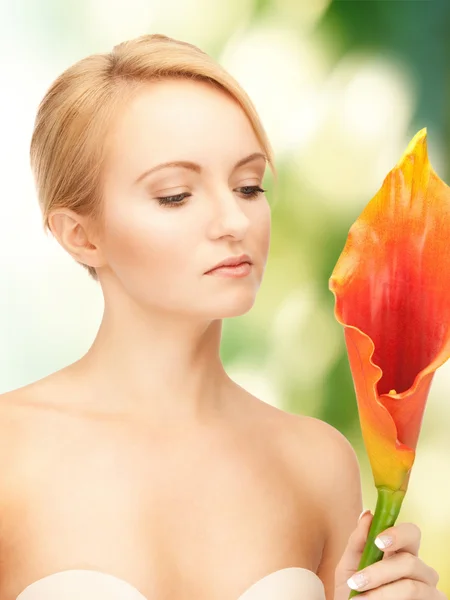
329,129,450,491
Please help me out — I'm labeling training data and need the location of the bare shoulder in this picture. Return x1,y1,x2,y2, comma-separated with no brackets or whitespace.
264,402,362,511
0,381,46,435
233,386,362,496
0,377,63,480
0,367,81,422
0,386,33,438
0,378,54,425
0,387,35,496
236,388,360,476
280,411,362,486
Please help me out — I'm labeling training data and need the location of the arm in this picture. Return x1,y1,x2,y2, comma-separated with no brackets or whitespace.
308,420,364,600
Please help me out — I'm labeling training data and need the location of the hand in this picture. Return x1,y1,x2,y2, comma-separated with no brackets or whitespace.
334,509,447,599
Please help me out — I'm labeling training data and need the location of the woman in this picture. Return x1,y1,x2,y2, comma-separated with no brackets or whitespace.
0,34,444,600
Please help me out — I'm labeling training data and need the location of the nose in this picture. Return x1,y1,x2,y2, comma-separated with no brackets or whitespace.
207,192,251,240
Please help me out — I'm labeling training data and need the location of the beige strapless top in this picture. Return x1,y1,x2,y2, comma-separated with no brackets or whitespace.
16,567,326,599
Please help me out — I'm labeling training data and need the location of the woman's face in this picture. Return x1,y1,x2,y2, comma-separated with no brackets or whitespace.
98,78,272,319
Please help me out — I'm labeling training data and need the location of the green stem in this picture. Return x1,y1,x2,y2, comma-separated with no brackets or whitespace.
348,486,406,598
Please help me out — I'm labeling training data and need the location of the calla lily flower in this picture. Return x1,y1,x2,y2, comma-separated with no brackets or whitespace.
328,129,450,593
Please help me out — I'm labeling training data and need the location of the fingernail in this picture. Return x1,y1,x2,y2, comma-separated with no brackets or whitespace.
358,508,371,522
375,535,393,549
347,571,369,590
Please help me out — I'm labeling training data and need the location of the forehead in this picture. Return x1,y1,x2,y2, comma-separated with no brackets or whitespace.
106,79,261,175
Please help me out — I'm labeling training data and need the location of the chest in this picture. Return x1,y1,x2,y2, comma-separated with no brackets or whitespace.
2,418,324,599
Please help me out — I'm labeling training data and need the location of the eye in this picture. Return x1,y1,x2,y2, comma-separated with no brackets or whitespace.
156,193,191,207
238,186,266,199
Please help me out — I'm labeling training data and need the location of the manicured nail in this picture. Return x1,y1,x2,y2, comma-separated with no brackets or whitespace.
347,571,369,590
358,509,371,522
375,535,393,549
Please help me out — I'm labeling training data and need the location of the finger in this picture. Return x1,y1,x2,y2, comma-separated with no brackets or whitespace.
374,522,421,557
337,510,374,577
347,552,440,594
356,578,434,599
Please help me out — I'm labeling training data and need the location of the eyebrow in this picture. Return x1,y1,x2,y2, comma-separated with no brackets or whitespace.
134,151,268,184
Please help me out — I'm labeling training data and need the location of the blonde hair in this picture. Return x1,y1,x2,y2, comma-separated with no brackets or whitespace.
30,33,278,281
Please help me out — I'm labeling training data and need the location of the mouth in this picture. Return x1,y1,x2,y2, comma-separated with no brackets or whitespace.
205,262,253,277
205,253,252,274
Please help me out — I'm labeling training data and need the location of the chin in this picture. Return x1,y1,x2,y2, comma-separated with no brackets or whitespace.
207,294,257,319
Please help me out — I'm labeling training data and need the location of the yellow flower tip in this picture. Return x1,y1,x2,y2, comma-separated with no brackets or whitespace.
408,127,427,147
389,389,397,395
397,127,428,167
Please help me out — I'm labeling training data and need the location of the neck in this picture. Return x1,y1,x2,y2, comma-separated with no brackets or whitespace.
70,296,231,423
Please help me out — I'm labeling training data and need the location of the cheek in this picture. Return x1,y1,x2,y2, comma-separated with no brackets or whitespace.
101,206,190,280
254,203,272,257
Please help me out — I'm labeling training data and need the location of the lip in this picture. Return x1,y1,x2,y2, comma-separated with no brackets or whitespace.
205,253,252,274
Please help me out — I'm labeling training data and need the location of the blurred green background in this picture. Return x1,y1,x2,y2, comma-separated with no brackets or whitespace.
1,0,449,593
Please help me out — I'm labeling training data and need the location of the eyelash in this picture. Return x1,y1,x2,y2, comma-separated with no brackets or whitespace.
155,186,267,207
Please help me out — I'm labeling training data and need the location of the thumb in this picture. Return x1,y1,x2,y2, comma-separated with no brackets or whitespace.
335,509,373,584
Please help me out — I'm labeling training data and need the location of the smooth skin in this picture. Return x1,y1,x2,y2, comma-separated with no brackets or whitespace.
0,78,444,599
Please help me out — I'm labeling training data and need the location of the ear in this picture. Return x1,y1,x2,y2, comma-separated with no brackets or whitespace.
48,209,106,271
